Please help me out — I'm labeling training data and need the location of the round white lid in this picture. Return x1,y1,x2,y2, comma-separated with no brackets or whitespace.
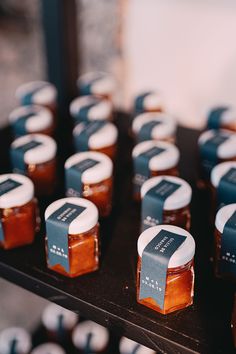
9,105,53,133
0,173,34,209
73,121,118,149
11,134,57,164
42,303,78,331
72,320,109,351
207,106,236,126
141,175,192,210
45,197,98,234
65,151,113,184
215,203,236,233
15,81,57,105
135,91,163,111
77,72,115,96
137,224,195,268
198,129,236,159
0,327,31,354
31,343,66,354
211,161,236,187
132,140,180,171
70,95,112,121
119,337,156,354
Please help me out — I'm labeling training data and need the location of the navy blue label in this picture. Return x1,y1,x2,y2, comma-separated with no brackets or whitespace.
66,158,100,197
12,111,35,136
137,120,162,142
9,338,17,354
141,180,181,231
74,121,106,152
217,168,236,209
134,146,165,195
131,344,141,354
220,210,236,276
21,83,48,105
207,107,228,130
79,75,103,96
57,314,65,339
139,230,186,309
46,202,87,272
10,140,42,173
135,92,152,113
84,332,93,354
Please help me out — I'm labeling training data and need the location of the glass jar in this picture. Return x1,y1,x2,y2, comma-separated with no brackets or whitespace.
65,152,113,218
72,320,109,354
134,90,164,114
132,112,176,144
119,337,156,354
141,176,192,232
137,225,195,315
132,140,180,201
73,121,118,161
45,197,99,278
0,174,38,250
77,72,115,102
31,343,66,354
10,134,57,196
9,105,55,138
207,106,236,132
70,95,113,124
214,204,236,280
0,327,32,354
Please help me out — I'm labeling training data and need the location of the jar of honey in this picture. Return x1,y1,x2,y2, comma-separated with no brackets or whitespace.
137,224,195,315
0,327,32,354
31,343,66,354
134,90,163,114
207,106,236,132
72,320,109,353
141,176,192,232
132,140,180,201
0,174,38,250
77,72,115,101
45,197,99,278
132,112,176,143
65,151,113,218
9,105,54,137
214,204,236,280
10,134,57,196
73,121,118,161
119,337,156,354
70,95,113,124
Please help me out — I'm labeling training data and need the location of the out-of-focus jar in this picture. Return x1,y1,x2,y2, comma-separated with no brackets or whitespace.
137,224,195,315
10,134,57,196
45,197,99,278
0,174,38,250
9,105,54,138
119,337,156,354
73,121,118,161
31,343,66,354
132,140,180,201
72,320,109,354
133,90,164,115
141,176,192,232
65,151,113,218
207,106,236,132
77,72,115,102
0,327,32,354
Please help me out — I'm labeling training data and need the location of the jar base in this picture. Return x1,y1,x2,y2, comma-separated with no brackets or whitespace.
137,297,193,315
47,263,99,278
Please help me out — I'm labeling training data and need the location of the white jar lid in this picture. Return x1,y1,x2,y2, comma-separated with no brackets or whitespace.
77,72,115,96
137,225,195,268
132,112,176,140
45,197,98,234
198,129,236,159
132,140,180,171
207,106,236,126
0,327,31,354
211,161,236,187
141,175,192,210
0,173,34,209
42,303,78,331
65,151,113,184
215,203,236,233
73,121,118,149
119,337,156,354
134,91,163,111
11,134,57,165
72,320,109,351
9,105,53,133
70,95,112,121
31,343,66,354
15,81,57,105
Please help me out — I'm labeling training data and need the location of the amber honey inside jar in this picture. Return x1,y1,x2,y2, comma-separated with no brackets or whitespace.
0,327,32,354
119,336,156,354
207,106,236,133
134,90,164,115
31,343,66,354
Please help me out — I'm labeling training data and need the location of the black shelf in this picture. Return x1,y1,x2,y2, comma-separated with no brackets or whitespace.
0,117,235,354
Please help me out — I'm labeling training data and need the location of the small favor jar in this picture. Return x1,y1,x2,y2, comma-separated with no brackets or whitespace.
119,337,156,354
214,204,236,280
0,327,32,354
73,121,118,160
72,320,109,354
141,176,192,232
132,140,180,201
10,134,57,196
9,105,54,137
137,225,195,315
77,72,115,102
207,106,236,132
0,174,38,250
65,152,113,218
45,197,99,278
132,112,176,143
31,343,66,354
134,90,164,114
70,95,113,124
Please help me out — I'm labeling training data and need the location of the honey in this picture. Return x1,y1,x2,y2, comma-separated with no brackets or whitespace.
77,72,115,102
31,343,66,354
0,327,31,354
134,90,164,114
119,337,156,354
207,106,236,132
